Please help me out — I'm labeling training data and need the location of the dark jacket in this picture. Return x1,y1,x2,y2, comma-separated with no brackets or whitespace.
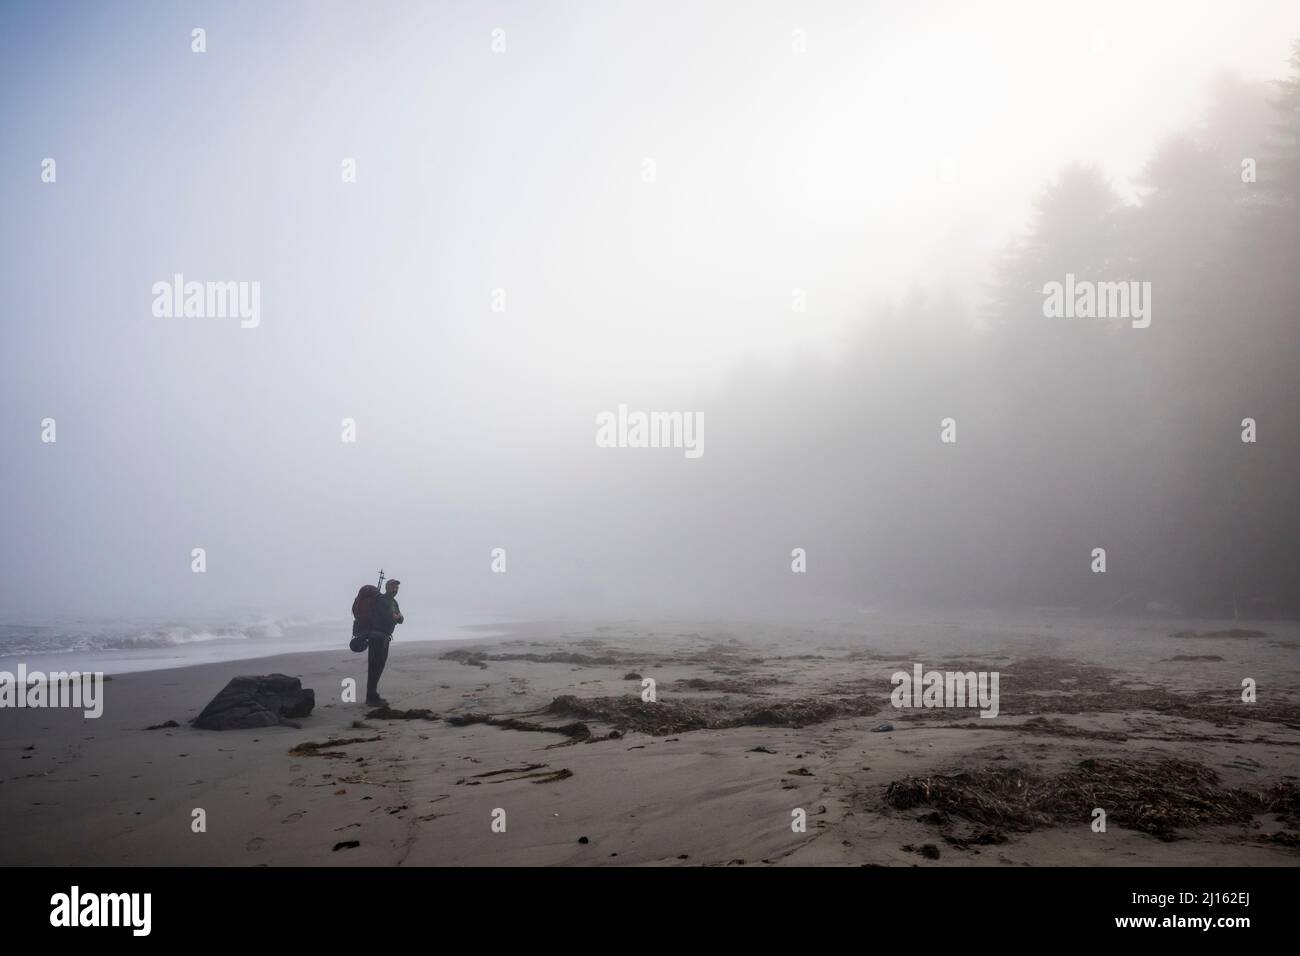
371,594,401,636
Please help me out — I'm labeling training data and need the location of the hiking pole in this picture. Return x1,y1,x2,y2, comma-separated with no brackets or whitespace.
377,568,385,591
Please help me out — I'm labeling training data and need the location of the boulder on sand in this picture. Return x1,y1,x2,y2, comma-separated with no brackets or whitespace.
192,674,315,730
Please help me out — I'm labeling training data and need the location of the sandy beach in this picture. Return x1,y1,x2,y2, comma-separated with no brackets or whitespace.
2,615,1298,867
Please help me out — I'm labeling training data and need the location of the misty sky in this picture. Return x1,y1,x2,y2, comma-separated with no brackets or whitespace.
2,0,1298,622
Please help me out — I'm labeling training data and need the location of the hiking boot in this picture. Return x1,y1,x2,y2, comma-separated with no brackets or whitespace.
365,696,389,708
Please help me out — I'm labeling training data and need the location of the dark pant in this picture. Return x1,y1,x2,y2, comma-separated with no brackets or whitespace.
366,632,392,702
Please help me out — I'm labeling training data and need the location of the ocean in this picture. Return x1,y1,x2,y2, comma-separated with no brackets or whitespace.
0,612,508,676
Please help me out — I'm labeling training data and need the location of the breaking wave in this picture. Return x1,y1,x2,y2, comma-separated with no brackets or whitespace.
0,618,293,657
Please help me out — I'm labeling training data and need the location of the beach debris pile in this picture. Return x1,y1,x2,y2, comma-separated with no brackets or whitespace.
671,675,786,694
469,763,573,784
885,757,1300,841
365,706,437,720
884,655,1300,728
543,692,880,735
442,648,635,669
445,711,593,740
289,735,381,757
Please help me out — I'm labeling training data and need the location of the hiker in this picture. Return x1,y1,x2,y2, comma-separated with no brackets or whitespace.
366,579,404,706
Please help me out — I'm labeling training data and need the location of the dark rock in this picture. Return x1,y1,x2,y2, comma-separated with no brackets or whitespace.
333,840,360,851
145,720,180,730
192,674,315,730
578,836,589,844
872,722,894,733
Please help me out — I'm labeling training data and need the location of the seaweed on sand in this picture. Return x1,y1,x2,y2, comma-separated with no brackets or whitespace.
444,711,593,740
366,706,438,720
885,757,1298,840
470,763,574,784
544,693,880,735
441,648,636,668
289,735,381,757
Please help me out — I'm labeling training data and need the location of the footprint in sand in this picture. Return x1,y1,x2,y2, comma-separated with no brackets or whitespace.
282,810,306,823
266,794,282,807
246,837,265,852
289,776,307,787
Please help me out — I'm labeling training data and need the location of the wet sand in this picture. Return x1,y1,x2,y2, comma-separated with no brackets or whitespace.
2,615,1298,866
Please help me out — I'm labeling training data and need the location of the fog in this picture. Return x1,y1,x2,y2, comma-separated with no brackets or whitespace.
2,0,1298,623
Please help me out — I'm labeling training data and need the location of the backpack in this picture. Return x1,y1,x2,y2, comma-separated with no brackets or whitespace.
349,585,380,652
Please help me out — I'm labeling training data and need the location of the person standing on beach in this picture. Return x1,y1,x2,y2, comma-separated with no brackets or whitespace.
366,579,404,706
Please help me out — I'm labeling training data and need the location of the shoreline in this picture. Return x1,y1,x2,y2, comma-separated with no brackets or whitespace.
2,616,1297,866
0,618,524,678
